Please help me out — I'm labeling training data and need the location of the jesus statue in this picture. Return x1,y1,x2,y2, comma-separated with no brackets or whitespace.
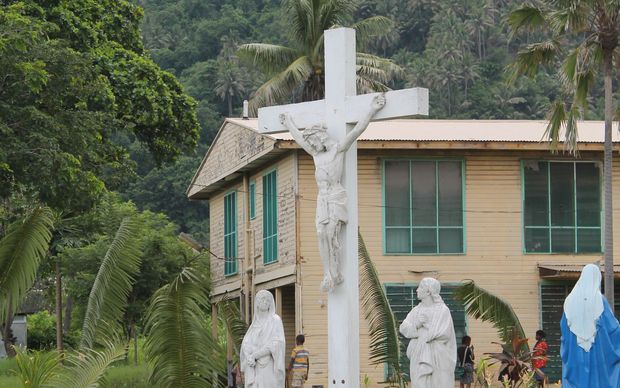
279,93,385,292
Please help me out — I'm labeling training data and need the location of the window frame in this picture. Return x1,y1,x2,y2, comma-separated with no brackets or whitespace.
249,180,256,220
521,160,602,254
381,158,466,255
223,190,238,276
262,170,278,264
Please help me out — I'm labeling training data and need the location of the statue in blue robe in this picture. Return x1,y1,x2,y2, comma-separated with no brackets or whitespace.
560,264,620,388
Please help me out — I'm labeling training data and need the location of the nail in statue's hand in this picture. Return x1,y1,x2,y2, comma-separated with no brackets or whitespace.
372,93,386,111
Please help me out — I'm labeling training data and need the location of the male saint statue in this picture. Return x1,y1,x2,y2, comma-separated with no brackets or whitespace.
399,277,457,388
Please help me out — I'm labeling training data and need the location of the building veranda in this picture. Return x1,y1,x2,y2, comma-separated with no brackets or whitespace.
187,118,620,386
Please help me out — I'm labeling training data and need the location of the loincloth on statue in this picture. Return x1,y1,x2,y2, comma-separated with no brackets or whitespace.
316,186,348,225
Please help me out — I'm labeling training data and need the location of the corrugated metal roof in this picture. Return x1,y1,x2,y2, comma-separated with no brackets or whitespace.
538,263,620,279
228,118,620,143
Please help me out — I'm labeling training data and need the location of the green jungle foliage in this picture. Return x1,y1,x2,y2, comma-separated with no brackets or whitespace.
126,0,611,244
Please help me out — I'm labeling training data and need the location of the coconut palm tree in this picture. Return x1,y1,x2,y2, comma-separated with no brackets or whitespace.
508,1,619,310
238,0,400,112
215,64,246,117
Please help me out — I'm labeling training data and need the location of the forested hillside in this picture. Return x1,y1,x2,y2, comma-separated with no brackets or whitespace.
125,0,607,243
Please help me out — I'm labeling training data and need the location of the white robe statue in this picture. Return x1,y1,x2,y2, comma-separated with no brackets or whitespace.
240,290,286,388
399,277,457,388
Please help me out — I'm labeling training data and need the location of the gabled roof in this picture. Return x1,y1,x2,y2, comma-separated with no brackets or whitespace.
188,118,619,200
228,118,619,143
187,119,288,199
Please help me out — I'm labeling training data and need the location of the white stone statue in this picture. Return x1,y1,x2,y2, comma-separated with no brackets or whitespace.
279,94,386,292
399,277,457,388
240,290,286,388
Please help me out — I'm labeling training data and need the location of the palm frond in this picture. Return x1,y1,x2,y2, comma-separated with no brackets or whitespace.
0,206,54,322
359,232,405,386
357,75,391,95
454,280,527,349
144,266,221,387
49,339,126,388
508,40,560,82
318,0,356,32
548,2,590,34
249,55,313,112
14,346,61,387
237,44,299,74
80,217,142,350
544,100,567,153
357,52,403,76
285,0,315,49
218,298,248,356
507,6,546,36
564,105,581,155
352,16,394,48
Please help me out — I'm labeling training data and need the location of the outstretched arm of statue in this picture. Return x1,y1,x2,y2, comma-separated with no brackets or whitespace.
339,93,386,152
280,113,316,155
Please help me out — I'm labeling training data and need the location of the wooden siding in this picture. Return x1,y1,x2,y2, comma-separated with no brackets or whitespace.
209,154,297,291
297,149,619,387
189,121,276,198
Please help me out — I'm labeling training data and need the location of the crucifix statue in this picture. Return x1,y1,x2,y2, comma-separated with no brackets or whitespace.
258,28,428,388
279,94,386,292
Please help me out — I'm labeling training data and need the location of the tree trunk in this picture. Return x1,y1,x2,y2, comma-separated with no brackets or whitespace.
132,323,138,366
63,296,73,335
228,94,233,117
55,258,64,356
2,299,16,357
603,49,614,312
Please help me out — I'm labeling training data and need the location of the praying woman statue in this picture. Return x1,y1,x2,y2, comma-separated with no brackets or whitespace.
240,290,286,388
279,93,386,293
560,263,620,388
399,277,457,388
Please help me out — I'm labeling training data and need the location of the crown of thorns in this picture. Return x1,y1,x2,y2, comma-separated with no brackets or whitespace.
302,125,327,139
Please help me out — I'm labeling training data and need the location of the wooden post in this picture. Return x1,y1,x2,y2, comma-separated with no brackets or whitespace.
275,287,283,317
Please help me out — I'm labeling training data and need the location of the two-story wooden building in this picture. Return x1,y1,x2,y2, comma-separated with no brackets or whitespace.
187,118,620,385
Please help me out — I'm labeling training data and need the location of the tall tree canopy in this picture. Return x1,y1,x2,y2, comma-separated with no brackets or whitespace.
0,0,200,213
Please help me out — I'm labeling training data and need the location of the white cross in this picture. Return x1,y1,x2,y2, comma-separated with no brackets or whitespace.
257,28,428,388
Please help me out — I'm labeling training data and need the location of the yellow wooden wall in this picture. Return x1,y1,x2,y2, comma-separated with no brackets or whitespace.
297,149,620,387
209,154,297,289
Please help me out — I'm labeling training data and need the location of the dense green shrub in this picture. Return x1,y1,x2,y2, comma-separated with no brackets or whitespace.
27,310,56,350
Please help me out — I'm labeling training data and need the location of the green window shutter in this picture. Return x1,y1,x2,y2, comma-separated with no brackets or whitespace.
249,181,256,219
384,160,464,254
263,171,278,264
540,283,569,383
385,283,466,381
523,161,601,253
224,192,238,276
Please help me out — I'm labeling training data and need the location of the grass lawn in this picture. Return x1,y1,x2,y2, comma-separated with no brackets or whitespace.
0,356,18,386
0,353,151,387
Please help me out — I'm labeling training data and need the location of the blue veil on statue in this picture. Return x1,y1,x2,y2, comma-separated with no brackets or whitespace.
560,264,620,388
